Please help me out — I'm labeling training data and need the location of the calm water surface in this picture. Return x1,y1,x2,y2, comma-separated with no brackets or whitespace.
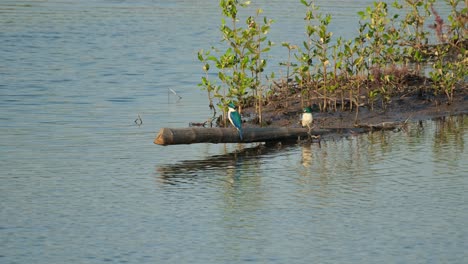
1,1,467,263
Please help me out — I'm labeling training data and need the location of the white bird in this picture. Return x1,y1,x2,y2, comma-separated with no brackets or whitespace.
301,106,313,132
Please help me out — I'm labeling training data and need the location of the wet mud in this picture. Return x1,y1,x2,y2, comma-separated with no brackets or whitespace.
243,87,468,131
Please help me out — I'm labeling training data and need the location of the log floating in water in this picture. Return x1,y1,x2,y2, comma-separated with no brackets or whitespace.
154,120,405,145
154,127,333,145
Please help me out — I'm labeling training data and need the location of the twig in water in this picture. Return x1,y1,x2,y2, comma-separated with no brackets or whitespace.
189,121,207,127
404,114,413,124
135,114,143,126
168,88,182,100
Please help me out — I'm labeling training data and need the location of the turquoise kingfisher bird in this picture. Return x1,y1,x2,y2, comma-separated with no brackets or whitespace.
227,102,243,140
301,106,313,132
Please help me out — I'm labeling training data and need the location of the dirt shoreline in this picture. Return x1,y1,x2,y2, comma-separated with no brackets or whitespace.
242,88,468,132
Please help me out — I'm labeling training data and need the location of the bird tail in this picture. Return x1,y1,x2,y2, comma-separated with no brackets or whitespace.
238,128,243,140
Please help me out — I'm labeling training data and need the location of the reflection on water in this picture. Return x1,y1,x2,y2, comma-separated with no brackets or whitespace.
152,116,467,263
434,115,466,151
158,116,467,196
157,143,288,185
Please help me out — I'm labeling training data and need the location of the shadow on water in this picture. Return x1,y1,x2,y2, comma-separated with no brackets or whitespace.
155,142,301,186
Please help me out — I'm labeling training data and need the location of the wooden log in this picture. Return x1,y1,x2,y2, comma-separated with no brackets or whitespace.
154,127,332,145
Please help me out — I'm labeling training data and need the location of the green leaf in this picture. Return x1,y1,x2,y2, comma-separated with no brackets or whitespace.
305,10,313,21
197,50,204,61
241,56,249,67
324,14,332,25
414,50,421,61
354,57,363,66
218,72,226,82
336,61,342,69
306,25,315,36
392,0,402,9
207,56,218,62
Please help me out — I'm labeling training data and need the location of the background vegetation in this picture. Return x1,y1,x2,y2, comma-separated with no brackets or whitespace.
198,0,467,126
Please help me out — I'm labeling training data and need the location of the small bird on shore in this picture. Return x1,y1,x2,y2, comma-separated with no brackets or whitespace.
301,106,313,132
227,102,243,140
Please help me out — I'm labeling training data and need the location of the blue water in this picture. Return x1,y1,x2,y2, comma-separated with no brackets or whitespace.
1,1,467,263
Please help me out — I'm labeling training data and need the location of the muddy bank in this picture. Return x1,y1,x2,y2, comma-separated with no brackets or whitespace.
242,87,468,133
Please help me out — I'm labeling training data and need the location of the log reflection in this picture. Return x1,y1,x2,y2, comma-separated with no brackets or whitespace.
156,143,290,185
